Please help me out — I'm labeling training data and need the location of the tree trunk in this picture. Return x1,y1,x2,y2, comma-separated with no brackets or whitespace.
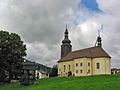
8,69,12,83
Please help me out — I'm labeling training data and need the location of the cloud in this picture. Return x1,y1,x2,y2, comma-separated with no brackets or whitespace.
71,0,120,68
0,0,79,67
97,0,120,16
0,0,119,68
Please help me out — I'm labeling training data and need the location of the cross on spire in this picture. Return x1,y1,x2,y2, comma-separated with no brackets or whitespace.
98,29,100,37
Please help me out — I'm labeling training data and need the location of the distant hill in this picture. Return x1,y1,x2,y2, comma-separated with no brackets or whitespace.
25,60,52,73
37,63,52,73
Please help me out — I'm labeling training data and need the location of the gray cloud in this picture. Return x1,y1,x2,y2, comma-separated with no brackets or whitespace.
70,0,120,68
0,0,120,68
0,0,78,66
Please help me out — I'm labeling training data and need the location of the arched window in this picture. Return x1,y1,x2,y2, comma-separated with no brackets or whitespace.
80,70,82,73
88,63,90,66
76,63,78,68
68,65,71,71
80,63,82,66
76,70,78,74
96,63,100,69
64,65,66,72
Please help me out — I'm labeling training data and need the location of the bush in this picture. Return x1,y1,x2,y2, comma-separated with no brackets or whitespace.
68,71,72,77
19,73,35,86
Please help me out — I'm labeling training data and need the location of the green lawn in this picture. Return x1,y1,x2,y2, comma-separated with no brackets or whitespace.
0,74,120,90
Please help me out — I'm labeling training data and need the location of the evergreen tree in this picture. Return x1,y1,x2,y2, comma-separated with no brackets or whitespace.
49,65,58,77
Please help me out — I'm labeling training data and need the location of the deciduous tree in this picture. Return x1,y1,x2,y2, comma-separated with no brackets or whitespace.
0,30,27,82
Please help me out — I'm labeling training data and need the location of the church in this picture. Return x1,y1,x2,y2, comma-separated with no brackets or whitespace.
58,27,111,77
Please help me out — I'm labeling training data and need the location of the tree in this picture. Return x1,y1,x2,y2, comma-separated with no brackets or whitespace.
0,30,27,82
49,65,58,77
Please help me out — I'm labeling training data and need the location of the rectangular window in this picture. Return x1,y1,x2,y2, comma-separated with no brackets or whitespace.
80,70,82,73
96,63,100,69
68,65,71,71
76,70,78,74
88,70,90,73
59,68,61,72
80,63,82,66
64,65,66,72
88,63,90,66
76,63,78,68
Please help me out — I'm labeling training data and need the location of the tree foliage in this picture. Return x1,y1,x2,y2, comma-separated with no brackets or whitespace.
49,65,58,77
19,72,35,86
0,30,27,82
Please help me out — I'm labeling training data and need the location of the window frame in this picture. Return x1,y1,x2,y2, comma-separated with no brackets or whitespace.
76,70,78,74
64,65,66,72
76,63,78,68
80,63,82,67
68,65,71,71
88,63,90,66
80,70,82,73
96,63,100,69
88,70,90,73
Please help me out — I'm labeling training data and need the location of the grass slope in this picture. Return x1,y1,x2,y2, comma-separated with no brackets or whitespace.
0,74,120,90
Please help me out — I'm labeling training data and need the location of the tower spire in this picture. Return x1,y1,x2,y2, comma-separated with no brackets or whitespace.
97,35,102,47
95,29,102,47
66,24,67,30
64,26,68,39
98,29,100,37
95,25,103,47
61,26,72,58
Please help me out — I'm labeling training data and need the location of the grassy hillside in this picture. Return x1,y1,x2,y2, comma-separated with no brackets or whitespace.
0,74,120,90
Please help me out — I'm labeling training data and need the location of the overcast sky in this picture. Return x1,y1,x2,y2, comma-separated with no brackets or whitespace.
0,0,120,68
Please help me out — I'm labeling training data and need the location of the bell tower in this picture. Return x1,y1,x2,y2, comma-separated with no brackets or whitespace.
61,26,72,58
95,30,102,47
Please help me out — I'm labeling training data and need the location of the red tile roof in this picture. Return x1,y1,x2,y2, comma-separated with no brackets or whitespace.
58,47,111,62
